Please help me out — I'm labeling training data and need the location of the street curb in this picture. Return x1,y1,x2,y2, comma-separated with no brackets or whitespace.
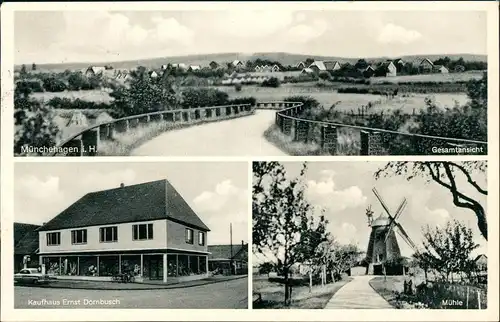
15,275,247,291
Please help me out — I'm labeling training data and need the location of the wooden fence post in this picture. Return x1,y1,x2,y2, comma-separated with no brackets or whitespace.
466,286,469,309
477,290,481,309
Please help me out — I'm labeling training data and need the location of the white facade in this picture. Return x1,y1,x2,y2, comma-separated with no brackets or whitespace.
39,219,168,254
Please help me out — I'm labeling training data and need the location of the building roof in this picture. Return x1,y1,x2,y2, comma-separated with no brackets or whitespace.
14,223,41,246
309,61,326,71
39,179,210,232
87,66,106,74
15,229,40,255
301,68,314,74
324,61,339,70
189,65,201,71
420,58,434,66
232,60,242,66
475,254,487,262
208,243,247,261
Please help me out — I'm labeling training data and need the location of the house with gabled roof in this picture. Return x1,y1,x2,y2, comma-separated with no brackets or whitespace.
232,60,244,68
376,61,397,77
309,60,341,73
188,65,201,72
295,61,306,69
85,66,106,77
37,179,210,283
433,65,449,74
324,61,341,71
419,58,435,74
208,242,248,275
14,223,42,272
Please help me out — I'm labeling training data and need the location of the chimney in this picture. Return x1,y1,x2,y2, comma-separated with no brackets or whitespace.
120,183,125,188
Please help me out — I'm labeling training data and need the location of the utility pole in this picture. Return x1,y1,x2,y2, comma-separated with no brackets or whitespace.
230,223,234,275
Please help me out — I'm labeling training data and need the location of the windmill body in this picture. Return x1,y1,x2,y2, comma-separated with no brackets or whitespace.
363,188,417,276
365,214,402,275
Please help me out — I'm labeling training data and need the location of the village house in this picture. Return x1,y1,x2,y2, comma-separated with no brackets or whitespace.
301,68,314,74
270,64,281,72
14,223,41,272
363,65,376,78
188,65,201,72
37,179,210,283
85,66,106,77
433,65,449,74
418,58,435,74
148,71,159,78
295,61,306,69
254,65,262,72
172,63,187,70
232,60,244,69
376,61,397,77
161,64,168,70
308,60,341,73
208,242,248,275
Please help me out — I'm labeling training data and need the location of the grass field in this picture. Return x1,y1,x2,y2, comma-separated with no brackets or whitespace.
31,89,114,103
253,274,352,309
218,85,469,113
370,71,484,84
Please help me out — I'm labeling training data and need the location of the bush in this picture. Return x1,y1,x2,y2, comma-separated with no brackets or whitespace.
284,96,320,110
14,91,60,156
262,77,280,88
181,87,229,108
42,77,67,92
46,97,111,110
15,80,44,93
235,83,242,92
228,97,256,106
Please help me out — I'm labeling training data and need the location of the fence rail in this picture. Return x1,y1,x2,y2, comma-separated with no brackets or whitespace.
269,102,487,155
52,103,254,156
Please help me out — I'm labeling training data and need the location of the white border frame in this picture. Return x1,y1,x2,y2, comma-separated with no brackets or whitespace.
1,1,499,321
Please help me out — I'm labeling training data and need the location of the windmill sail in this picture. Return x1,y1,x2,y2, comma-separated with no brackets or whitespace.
384,199,407,243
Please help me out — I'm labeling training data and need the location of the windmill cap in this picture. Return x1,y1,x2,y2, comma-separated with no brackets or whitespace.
371,214,391,227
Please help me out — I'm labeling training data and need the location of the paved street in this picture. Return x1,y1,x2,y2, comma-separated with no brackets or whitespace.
324,276,393,309
131,110,287,156
15,277,248,309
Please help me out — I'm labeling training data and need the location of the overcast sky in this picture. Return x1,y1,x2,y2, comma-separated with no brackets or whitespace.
253,161,488,264
14,162,248,245
14,10,487,64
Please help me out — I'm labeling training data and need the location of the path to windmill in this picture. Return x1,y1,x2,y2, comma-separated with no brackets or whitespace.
131,110,287,156
324,276,393,309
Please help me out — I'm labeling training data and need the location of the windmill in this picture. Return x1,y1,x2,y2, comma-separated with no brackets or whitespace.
364,188,417,275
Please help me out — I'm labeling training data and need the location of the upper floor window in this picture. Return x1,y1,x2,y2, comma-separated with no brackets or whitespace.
198,231,205,246
100,226,118,243
46,232,60,246
133,223,153,240
71,229,87,244
185,228,193,244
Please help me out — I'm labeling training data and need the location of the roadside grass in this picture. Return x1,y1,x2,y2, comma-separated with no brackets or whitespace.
369,276,405,309
369,71,484,84
263,124,360,156
253,276,353,309
97,111,255,156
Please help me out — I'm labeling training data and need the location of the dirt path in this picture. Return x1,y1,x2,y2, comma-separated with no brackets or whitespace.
324,276,393,309
131,110,287,156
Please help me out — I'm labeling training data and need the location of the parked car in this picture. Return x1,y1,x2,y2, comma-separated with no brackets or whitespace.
14,268,50,284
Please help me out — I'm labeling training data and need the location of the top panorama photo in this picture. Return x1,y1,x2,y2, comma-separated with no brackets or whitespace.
13,10,488,156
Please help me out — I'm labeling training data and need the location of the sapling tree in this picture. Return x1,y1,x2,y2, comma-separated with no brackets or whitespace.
252,161,328,305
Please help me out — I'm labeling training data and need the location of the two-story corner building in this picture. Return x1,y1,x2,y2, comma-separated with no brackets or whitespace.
37,179,210,283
